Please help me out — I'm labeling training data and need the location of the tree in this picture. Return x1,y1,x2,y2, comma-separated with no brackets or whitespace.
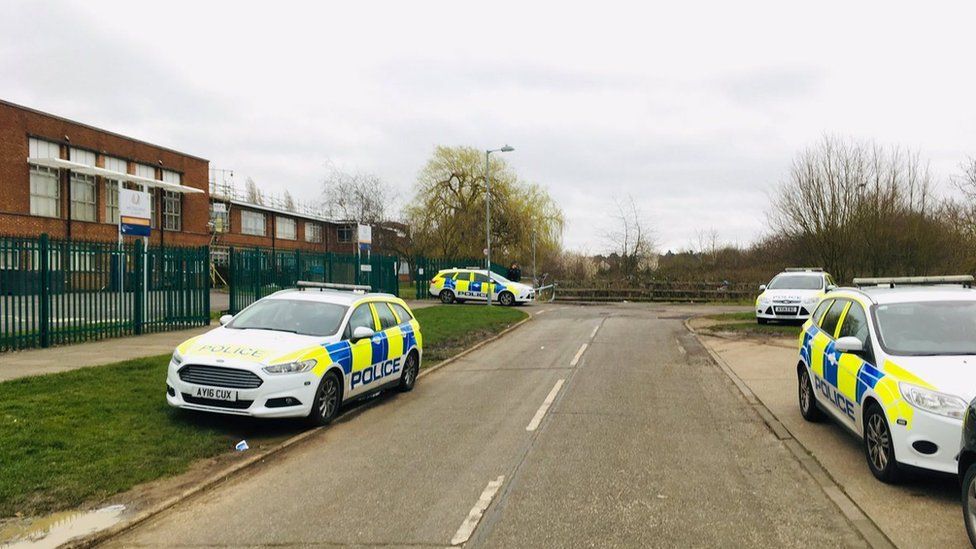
404,146,564,270
245,177,264,205
321,162,394,223
603,195,655,278
282,190,296,212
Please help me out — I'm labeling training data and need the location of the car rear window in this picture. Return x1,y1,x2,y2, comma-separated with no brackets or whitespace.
375,302,398,330
390,303,413,323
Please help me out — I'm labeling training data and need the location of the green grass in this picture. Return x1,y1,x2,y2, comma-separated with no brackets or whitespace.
704,311,757,322
702,320,802,337
413,304,529,362
0,304,528,518
399,281,418,299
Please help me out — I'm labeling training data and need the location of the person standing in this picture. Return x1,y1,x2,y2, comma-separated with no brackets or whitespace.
507,262,522,282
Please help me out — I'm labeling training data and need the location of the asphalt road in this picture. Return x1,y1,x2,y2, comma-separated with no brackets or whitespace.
107,304,866,547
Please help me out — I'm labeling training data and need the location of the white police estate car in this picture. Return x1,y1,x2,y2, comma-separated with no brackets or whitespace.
428,268,535,306
756,268,836,324
167,282,422,425
796,276,976,482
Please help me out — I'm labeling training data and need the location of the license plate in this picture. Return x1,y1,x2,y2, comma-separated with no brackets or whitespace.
193,386,238,401
774,306,798,314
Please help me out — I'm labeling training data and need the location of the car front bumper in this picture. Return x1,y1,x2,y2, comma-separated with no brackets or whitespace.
756,304,815,321
890,408,962,475
166,363,320,418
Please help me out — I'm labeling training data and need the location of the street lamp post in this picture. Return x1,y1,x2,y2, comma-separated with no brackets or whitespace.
485,144,514,307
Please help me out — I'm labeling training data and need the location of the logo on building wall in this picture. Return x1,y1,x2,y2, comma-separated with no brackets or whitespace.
120,188,152,237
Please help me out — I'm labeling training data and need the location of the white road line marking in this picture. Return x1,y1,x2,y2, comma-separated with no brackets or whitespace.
526,379,565,431
570,343,588,367
590,324,600,339
676,338,686,355
535,309,547,315
451,475,505,546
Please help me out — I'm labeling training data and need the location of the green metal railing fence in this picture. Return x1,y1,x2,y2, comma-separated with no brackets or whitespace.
411,257,508,300
227,247,400,314
1,234,210,352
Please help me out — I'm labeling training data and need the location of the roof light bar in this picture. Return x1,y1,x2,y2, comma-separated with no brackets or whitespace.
853,275,975,289
784,267,824,272
296,281,372,292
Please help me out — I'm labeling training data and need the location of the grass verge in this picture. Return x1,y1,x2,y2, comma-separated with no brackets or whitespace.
0,304,528,519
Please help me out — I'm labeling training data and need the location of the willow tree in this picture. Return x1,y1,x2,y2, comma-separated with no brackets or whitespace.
405,146,564,275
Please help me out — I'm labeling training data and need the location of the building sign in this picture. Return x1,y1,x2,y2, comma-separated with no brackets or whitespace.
357,224,372,253
120,188,152,237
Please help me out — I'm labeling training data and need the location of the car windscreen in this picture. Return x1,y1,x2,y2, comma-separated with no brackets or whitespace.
491,273,512,284
227,299,348,337
875,300,976,355
767,274,822,290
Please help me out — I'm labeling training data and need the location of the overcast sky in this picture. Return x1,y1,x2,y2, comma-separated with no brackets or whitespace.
4,0,976,252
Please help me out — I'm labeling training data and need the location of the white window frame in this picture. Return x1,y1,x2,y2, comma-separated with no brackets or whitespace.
276,217,297,240
163,191,182,231
70,172,97,222
29,165,60,218
305,222,322,243
241,210,267,236
103,157,127,225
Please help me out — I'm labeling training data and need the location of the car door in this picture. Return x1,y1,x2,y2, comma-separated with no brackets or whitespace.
813,299,858,428
372,301,406,380
471,272,491,301
345,303,379,398
834,300,875,428
454,271,474,300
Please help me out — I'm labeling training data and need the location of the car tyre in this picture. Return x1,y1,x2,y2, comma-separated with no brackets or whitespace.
499,291,515,306
864,402,901,483
798,366,824,422
398,351,419,392
309,370,342,426
440,290,456,304
962,464,976,547
757,317,768,325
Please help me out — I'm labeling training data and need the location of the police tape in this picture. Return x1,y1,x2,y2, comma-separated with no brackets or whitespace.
535,283,558,303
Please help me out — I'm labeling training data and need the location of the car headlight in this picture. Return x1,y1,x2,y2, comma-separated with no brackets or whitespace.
899,382,967,420
263,359,317,375
758,295,770,305
171,350,183,366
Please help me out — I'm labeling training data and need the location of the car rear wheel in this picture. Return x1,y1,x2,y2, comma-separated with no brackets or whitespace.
798,366,824,422
440,290,456,304
398,352,419,392
962,464,976,547
309,370,341,426
499,291,515,306
864,403,901,483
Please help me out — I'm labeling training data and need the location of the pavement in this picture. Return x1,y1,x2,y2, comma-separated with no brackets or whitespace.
699,333,967,548
106,303,867,548
0,299,435,383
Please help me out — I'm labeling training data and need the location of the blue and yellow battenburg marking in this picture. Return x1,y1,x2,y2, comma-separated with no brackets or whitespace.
308,318,421,389
801,319,928,429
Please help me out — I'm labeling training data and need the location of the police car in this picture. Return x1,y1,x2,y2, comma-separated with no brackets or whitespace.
756,268,836,324
796,275,976,483
166,282,422,425
429,268,535,306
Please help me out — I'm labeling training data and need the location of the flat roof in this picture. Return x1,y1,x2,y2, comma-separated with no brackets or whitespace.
1,98,208,162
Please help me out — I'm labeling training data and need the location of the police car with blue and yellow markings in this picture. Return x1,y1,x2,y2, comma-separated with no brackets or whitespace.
166,282,422,425
429,268,534,306
797,275,976,483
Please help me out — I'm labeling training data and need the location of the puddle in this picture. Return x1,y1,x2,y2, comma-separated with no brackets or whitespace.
0,504,125,548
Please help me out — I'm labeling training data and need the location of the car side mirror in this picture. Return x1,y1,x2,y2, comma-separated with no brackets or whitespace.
219,314,233,326
352,326,375,341
827,285,837,291
835,336,864,354
758,284,767,292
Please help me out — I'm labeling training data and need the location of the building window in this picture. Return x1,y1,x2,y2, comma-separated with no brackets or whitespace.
210,202,229,233
163,191,181,231
241,210,266,236
30,165,60,218
211,245,230,266
70,173,97,222
135,164,157,227
276,217,297,240
305,222,322,243
29,137,60,159
338,224,354,243
105,180,120,224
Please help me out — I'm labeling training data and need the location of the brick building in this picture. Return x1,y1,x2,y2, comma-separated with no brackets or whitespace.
0,99,209,246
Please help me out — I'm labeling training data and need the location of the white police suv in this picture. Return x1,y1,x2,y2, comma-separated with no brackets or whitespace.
428,268,535,306
796,275,976,482
756,268,836,324
167,282,422,425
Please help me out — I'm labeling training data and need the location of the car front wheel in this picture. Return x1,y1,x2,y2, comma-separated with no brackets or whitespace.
499,291,515,306
309,371,342,426
962,464,976,547
864,403,901,483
